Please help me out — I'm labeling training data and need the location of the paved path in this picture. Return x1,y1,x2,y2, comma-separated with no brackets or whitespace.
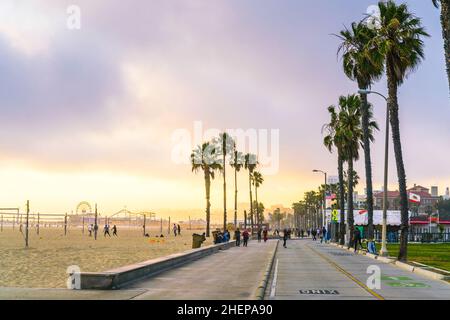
266,239,450,300
0,240,277,300
127,240,277,300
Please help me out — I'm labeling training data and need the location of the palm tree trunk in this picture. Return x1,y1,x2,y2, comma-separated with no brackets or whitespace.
234,164,238,228
204,170,211,237
440,0,450,93
347,158,354,248
387,68,409,262
249,172,253,232
223,153,227,231
359,87,375,240
338,153,346,245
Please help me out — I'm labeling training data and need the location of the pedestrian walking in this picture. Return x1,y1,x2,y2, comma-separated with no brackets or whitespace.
234,228,241,246
103,224,111,237
112,225,118,236
263,228,268,242
283,228,288,248
242,229,250,247
177,224,181,235
173,224,177,237
311,229,317,241
307,229,311,237
354,228,363,252
257,228,262,243
321,226,327,243
88,224,93,237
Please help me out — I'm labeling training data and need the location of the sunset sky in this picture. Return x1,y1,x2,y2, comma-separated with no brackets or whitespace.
0,1,448,221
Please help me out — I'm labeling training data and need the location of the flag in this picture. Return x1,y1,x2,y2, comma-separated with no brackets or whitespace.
409,192,421,203
358,210,367,215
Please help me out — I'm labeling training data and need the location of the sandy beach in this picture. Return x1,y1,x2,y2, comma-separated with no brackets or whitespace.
0,226,212,288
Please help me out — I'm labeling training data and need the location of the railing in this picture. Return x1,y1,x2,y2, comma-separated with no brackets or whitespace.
373,230,450,243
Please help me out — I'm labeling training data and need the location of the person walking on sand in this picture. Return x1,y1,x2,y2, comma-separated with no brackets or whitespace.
173,224,177,237
234,228,241,246
112,225,118,236
242,229,250,247
88,224,93,237
283,228,288,248
103,224,111,237
263,228,268,242
257,228,262,243
177,224,181,235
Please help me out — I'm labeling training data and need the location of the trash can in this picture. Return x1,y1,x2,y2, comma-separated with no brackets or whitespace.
192,233,206,249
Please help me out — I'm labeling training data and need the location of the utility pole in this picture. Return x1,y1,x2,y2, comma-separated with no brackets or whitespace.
189,216,192,230
94,204,98,240
25,200,30,248
160,217,163,234
143,214,146,237
244,210,247,229
37,213,40,235
1,214,3,232
64,213,68,236
168,216,171,235
82,216,85,234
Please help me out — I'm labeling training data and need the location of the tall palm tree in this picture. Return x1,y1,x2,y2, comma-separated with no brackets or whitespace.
323,104,346,244
191,142,221,237
216,132,235,231
333,94,370,248
376,1,429,261
433,0,450,92
252,171,264,229
244,153,258,232
230,143,245,228
337,21,383,241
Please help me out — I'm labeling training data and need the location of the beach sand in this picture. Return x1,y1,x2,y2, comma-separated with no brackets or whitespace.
0,227,212,288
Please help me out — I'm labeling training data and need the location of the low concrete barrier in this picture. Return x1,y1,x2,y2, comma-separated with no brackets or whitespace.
254,240,279,300
79,241,236,290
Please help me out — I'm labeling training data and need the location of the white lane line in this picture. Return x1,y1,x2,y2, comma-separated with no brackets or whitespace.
270,259,279,298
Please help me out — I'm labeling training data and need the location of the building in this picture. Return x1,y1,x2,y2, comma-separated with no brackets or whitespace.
373,184,440,214
431,186,438,197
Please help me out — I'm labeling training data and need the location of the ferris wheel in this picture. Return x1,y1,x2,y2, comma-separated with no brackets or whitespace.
76,201,93,215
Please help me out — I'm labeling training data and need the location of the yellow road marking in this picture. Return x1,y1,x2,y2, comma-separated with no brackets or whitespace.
308,245,385,300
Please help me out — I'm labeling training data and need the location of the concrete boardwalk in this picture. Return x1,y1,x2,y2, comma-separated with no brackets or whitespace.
0,240,277,300
266,239,450,300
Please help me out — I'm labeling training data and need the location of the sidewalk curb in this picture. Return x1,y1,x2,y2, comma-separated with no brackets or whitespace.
254,240,279,300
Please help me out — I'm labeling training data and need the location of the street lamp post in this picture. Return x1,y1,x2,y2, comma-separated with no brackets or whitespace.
358,89,389,256
313,170,327,229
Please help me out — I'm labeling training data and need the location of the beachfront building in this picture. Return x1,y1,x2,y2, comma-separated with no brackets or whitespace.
373,184,440,214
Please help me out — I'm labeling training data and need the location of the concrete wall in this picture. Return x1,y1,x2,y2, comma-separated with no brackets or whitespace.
79,241,236,290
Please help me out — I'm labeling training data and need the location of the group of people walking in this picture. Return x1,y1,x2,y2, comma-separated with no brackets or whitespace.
86,224,117,237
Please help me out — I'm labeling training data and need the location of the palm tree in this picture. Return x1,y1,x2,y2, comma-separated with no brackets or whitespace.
244,153,258,232
216,132,235,231
433,0,450,92
252,171,264,229
376,1,429,261
323,104,346,244
191,142,221,237
230,143,245,228
336,21,383,241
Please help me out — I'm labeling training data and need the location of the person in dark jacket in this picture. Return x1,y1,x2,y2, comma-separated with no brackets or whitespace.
263,228,268,242
242,229,250,247
311,229,317,241
354,228,363,252
234,228,241,246
257,228,262,243
282,229,288,248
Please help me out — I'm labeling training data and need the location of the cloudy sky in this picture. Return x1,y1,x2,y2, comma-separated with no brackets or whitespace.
0,0,448,220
